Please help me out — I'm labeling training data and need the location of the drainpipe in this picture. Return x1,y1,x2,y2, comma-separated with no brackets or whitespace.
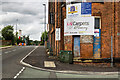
114,0,116,60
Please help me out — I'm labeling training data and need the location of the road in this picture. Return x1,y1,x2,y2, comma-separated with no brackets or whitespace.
0,46,119,80
1,46,35,78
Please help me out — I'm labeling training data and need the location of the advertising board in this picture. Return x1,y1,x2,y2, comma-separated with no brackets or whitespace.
64,17,94,36
81,2,92,16
66,3,81,18
66,2,92,18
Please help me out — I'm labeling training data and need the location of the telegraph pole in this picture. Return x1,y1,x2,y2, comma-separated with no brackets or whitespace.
16,19,18,37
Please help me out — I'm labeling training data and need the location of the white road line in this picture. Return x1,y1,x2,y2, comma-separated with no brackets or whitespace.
8,51,11,53
20,46,38,63
14,67,25,79
14,46,38,79
4,52,8,54
13,49,16,51
4,51,11,54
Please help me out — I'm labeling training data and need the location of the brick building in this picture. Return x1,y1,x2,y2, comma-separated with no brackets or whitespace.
48,1,120,62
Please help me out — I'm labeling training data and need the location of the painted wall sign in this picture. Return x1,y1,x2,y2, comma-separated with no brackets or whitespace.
74,37,80,57
93,29,101,59
56,28,60,41
64,17,94,36
81,2,92,16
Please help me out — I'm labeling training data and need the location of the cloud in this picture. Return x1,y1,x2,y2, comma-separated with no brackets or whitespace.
0,1,48,41
2,2,44,15
1,0,48,3
1,12,44,25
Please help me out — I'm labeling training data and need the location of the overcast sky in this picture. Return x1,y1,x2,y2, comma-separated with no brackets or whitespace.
0,0,48,41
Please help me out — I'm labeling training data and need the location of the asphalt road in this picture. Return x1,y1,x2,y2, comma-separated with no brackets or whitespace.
1,46,36,78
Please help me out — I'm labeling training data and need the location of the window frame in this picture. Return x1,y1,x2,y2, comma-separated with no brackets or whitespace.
94,16,101,29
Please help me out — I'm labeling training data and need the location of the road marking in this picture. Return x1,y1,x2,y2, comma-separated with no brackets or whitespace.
20,46,38,63
8,51,11,53
4,52,8,54
14,67,25,79
13,49,16,51
44,61,56,67
4,51,12,54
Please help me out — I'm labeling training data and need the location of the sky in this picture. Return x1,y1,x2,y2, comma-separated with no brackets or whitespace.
0,0,48,41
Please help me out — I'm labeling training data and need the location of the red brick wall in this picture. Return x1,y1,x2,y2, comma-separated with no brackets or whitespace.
80,44,93,59
92,2,118,58
60,3,66,51
117,2,120,57
92,2,120,58
64,36,73,51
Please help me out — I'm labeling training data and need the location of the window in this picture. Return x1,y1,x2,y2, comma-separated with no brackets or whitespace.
95,18,100,29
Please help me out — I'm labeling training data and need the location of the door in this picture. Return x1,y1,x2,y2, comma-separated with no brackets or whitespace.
74,36,80,57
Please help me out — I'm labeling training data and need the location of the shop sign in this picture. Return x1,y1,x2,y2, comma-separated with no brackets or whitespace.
56,28,60,41
66,3,81,18
81,2,92,16
64,17,94,36
66,2,92,18
94,29,100,37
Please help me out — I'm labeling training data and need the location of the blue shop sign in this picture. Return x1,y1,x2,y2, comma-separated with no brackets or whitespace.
81,2,92,15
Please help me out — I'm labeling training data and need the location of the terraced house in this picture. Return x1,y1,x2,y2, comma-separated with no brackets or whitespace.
47,0,120,66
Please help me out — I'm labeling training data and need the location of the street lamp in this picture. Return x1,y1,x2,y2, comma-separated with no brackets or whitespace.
16,19,18,37
43,3,46,48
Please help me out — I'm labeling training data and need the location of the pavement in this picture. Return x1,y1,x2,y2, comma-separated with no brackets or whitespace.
17,67,119,79
0,46,13,50
22,46,119,73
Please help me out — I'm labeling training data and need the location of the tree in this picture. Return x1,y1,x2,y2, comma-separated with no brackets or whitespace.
26,35,30,45
41,31,48,45
2,25,15,44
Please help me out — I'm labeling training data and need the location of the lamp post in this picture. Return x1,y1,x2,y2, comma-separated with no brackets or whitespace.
43,3,46,48
16,19,18,37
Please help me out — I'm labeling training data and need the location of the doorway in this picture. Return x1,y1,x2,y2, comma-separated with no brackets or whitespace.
73,36,80,57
